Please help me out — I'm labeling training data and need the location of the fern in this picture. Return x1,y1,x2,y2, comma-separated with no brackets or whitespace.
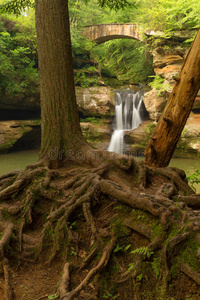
131,246,154,259
151,257,160,278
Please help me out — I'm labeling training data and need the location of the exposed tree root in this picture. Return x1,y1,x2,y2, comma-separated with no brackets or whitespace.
59,238,116,300
0,153,200,299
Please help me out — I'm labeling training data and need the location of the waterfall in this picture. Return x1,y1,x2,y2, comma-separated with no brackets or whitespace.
107,90,144,154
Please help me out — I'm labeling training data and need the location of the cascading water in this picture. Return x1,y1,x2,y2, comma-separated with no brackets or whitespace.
107,90,144,154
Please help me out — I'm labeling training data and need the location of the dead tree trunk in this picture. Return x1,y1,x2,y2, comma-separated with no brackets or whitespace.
145,28,200,167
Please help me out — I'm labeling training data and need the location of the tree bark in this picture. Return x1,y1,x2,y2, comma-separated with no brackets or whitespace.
145,28,200,167
35,0,88,166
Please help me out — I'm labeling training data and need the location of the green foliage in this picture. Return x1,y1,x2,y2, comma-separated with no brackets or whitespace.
0,0,199,94
0,0,34,15
186,169,200,192
134,0,200,31
70,26,94,57
0,11,38,99
75,67,99,88
131,246,154,259
148,75,173,95
80,116,100,125
48,294,59,300
92,39,154,84
148,76,165,90
97,0,132,10
136,273,143,281
151,256,160,278
67,220,77,230
114,244,123,253
103,291,119,299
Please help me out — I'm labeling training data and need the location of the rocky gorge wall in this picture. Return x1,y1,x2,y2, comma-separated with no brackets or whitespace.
0,87,115,154
140,44,200,158
0,42,200,158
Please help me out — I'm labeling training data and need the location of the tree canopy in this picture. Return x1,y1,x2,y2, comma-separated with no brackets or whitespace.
0,0,199,91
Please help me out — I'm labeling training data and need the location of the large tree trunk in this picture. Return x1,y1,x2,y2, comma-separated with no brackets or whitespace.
35,0,88,167
145,28,200,167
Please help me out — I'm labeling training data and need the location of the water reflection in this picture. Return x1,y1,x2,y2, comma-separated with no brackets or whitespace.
0,150,39,175
0,150,199,192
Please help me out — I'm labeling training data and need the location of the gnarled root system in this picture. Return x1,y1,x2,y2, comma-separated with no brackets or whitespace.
0,152,199,299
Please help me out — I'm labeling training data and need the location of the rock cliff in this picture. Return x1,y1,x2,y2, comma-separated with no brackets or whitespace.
0,38,200,157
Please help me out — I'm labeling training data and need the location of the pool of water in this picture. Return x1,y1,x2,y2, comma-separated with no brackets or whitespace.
0,150,39,175
0,150,199,192
169,158,200,192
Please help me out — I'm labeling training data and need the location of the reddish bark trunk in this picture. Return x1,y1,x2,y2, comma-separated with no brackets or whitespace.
35,0,88,166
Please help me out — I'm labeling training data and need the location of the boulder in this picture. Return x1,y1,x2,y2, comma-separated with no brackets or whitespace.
0,93,40,111
143,89,168,121
0,120,41,154
80,120,111,150
76,87,115,117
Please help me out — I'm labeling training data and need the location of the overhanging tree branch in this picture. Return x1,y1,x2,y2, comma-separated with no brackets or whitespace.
0,0,34,15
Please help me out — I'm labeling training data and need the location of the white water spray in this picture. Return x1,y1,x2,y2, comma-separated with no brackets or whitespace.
107,90,144,154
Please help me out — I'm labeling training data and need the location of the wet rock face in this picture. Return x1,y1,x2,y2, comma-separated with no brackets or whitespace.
76,87,115,117
0,120,41,154
143,46,185,122
80,121,111,150
0,87,115,119
140,44,200,158
143,89,168,121
0,87,115,153
153,52,184,84
143,45,200,122
0,93,40,111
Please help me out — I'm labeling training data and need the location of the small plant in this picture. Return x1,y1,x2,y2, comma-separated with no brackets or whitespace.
48,294,59,299
70,246,77,256
103,292,119,299
67,221,77,230
186,169,200,192
148,75,165,90
80,116,100,125
124,244,131,251
136,273,143,281
148,75,173,95
114,244,123,253
128,262,135,272
20,123,25,130
131,246,154,259
151,257,160,278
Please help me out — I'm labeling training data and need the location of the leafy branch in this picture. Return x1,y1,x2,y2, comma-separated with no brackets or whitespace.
97,0,132,10
0,0,34,15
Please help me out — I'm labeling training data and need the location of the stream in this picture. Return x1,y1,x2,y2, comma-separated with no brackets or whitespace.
0,150,199,192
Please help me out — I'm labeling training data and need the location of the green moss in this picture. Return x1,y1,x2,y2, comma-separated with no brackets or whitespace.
181,234,199,271
42,225,53,249
145,122,156,135
170,256,181,279
0,139,17,154
151,220,164,237
2,208,14,221
98,271,118,299
130,208,151,223
112,219,129,238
